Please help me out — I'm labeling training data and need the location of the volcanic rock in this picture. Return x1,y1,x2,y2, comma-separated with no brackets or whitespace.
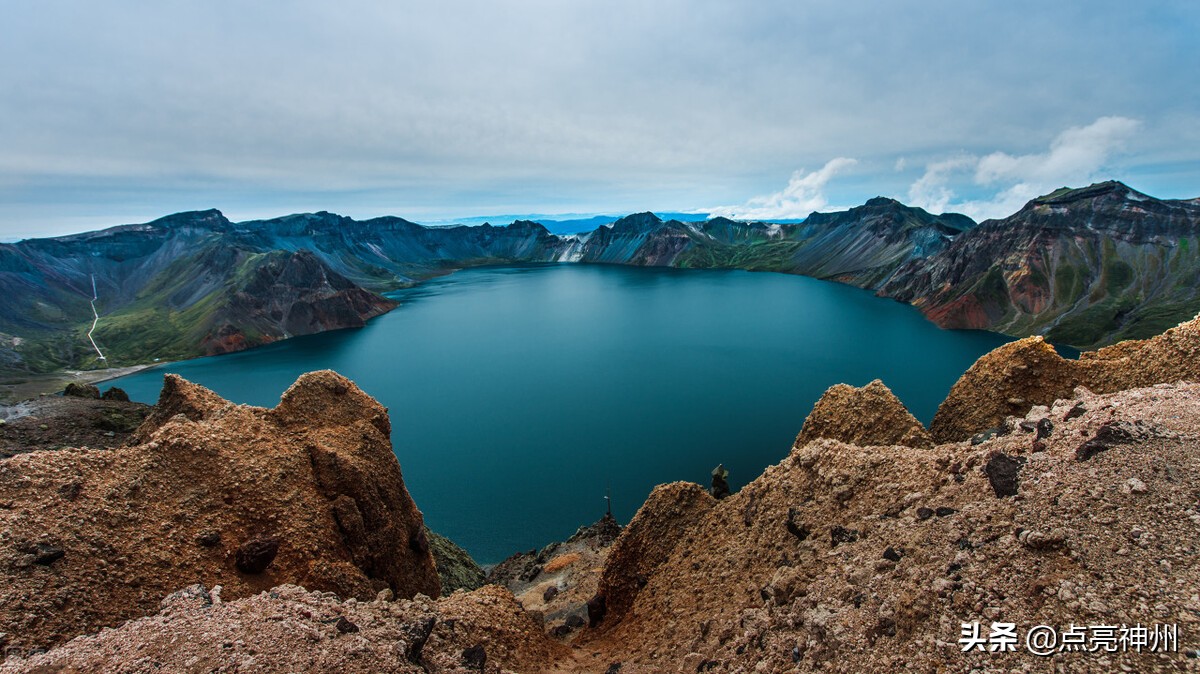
795,379,933,448
930,314,1200,441
595,482,715,625
581,382,1200,672
100,387,130,402
983,453,1023,497
0,370,439,654
426,527,486,596
0,584,562,673
63,383,100,399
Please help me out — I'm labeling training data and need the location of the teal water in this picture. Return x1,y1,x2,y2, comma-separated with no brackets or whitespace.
108,264,1011,563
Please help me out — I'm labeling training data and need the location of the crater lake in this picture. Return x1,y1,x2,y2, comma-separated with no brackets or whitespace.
108,264,1013,563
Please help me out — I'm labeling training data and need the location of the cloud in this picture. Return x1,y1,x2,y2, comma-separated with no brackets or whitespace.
709,158,858,220
907,155,977,215
907,116,1141,220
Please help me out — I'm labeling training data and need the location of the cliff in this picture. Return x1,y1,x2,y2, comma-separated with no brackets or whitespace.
880,181,1200,347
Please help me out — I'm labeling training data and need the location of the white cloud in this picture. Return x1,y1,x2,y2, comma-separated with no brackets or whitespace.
907,116,1140,220
709,158,858,220
907,155,977,215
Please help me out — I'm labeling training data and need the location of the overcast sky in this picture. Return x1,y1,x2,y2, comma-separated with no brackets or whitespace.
2,1,1197,239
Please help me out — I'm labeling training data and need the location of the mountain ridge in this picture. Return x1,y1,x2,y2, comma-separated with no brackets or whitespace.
2,181,1197,388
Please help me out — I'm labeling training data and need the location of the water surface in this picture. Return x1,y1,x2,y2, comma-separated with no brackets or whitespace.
110,264,1011,563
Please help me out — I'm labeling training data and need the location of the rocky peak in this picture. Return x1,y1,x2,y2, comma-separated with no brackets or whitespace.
503,219,554,236
609,211,664,234
1014,180,1199,234
863,196,903,209
795,379,933,448
146,209,232,231
133,373,230,441
1032,180,1141,206
804,197,973,236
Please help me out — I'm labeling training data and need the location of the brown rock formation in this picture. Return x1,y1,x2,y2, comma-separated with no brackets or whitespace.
794,379,933,448
594,481,715,625
486,514,623,641
582,382,1200,672
0,584,565,674
0,370,438,654
931,313,1200,441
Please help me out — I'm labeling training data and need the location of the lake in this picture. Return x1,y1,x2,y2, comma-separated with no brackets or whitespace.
108,264,1011,563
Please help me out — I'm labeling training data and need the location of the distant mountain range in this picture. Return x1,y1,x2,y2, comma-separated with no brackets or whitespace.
1,181,1197,378
422,212,712,234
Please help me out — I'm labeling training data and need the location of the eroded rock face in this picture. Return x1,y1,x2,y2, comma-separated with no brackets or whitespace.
878,181,1200,348
580,382,1200,672
0,584,563,674
593,481,715,625
795,379,933,449
931,314,1200,442
0,370,439,654
930,337,1078,443
426,527,486,596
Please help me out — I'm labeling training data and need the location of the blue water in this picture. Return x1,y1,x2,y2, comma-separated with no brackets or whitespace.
108,264,1011,563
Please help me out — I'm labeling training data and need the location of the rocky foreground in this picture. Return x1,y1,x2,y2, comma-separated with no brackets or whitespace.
2,317,1199,672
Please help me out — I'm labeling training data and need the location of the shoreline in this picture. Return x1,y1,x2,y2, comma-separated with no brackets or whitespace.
0,260,1103,405
0,362,167,405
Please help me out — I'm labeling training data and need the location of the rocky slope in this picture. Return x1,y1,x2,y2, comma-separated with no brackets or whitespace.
1,316,1198,671
0,384,148,458
487,515,622,641
880,181,1200,347
427,527,487,597
930,311,1200,442
793,379,934,449
0,370,439,655
0,584,564,674
582,380,1200,672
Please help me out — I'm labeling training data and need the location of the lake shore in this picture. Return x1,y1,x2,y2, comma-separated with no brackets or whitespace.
0,362,167,405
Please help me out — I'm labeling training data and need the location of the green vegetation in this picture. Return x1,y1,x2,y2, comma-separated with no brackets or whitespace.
674,240,803,271
970,266,1010,315
1045,296,1138,346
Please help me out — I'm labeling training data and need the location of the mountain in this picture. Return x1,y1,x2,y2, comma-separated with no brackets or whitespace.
2,181,1197,381
567,199,971,288
879,181,1200,346
0,211,565,375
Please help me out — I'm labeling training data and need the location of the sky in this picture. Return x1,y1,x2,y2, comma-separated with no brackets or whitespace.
1,1,1197,239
